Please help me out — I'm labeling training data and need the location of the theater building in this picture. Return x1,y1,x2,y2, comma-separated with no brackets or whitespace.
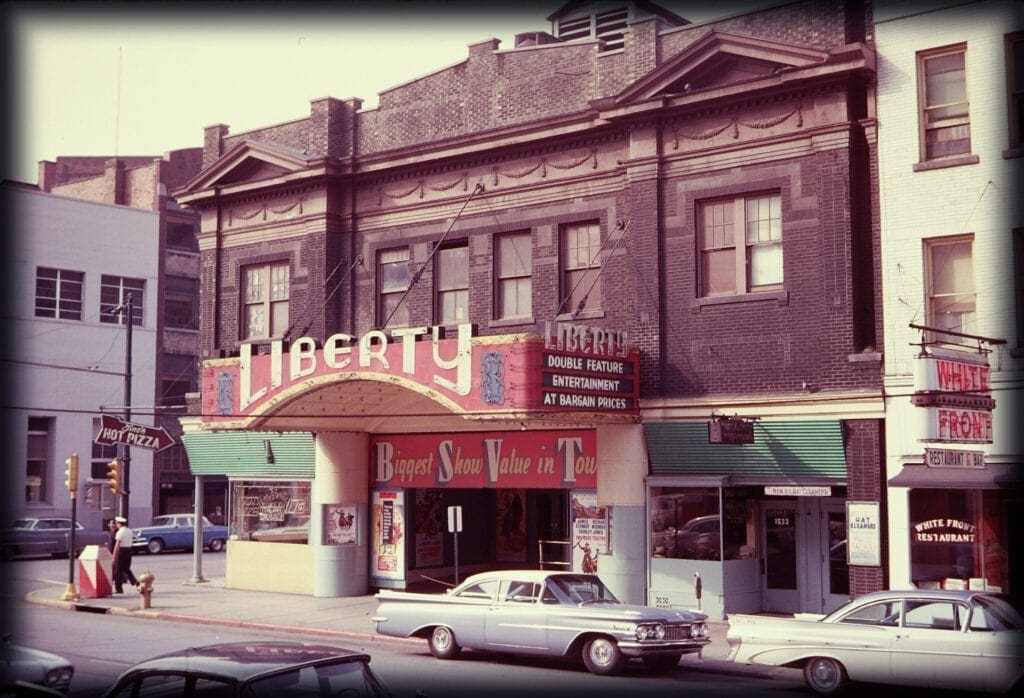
176,0,885,617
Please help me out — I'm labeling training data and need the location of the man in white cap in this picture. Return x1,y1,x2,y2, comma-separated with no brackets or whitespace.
111,516,138,593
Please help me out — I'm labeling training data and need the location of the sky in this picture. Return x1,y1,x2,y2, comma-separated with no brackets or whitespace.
2,1,758,185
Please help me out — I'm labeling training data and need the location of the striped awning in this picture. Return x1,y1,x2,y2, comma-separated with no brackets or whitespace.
181,431,314,478
644,420,847,481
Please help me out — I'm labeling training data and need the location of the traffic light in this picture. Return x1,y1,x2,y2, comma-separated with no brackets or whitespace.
106,458,121,494
64,454,79,495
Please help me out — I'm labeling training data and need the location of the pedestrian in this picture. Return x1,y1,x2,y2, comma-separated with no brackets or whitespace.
111,516,138,593
105,518,117,553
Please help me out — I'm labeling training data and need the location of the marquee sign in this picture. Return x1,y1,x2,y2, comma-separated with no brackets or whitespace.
199,322,639,426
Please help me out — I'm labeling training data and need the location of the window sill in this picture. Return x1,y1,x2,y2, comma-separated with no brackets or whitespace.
488,316,535,329
695,290,789,308
1002,147,1023,160
912,154,979,172
554,309,605,322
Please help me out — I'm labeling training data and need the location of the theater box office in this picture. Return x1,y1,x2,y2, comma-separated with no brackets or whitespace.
181,322,647,598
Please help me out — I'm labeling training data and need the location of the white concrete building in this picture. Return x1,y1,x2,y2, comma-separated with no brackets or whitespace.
2,184,159,531
875,0,1023,594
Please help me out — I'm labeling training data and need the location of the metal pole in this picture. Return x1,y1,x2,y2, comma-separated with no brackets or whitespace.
190,475,207,583
453,531,459,586
120,294,133,519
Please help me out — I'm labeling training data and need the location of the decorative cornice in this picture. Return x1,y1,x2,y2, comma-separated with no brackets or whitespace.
670,104,803,148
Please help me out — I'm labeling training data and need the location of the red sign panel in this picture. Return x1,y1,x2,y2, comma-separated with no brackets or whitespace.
370,430,597,489
94,414,174,452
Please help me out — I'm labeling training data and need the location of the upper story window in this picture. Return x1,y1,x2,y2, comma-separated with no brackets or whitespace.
1007,33,1024,152
495,233,532,320
243,262,289,340
35,267,83,321
435,243,468,325
925,236,975,339
556,5,628,50
26,416,51,503
99,275,145,326
166,218,198,253
918,45,971,162
164,275,198,330
560,222,602,315
700,194,783,297
377,248,410,329
160,353,196,407
91,418,118,479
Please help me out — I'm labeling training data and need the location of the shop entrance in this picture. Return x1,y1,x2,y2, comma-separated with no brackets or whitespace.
760,497,849,614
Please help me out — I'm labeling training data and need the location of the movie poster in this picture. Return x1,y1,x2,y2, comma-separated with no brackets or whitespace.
415,489,445,567
372,490,405,581
571,491,608,573
323,504,357,545
496,488,527,562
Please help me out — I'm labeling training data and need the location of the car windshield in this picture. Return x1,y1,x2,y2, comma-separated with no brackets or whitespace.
548,575,620,605
245,659,384,697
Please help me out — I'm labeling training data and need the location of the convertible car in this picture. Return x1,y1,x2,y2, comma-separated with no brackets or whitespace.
727,589,1024,695
372,570,710,676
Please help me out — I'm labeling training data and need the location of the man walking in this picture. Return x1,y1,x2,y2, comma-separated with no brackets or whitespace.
111,516,138,593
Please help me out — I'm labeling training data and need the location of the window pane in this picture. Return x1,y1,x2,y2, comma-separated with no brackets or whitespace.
270,264,289,301
703,249,736,295
245,268,264,302
925,52,966,107
562,224,601,313
437,246,468,291
749,242,783,288
928,238,976,336
497,234,532,319
498,234,531,277
270,300,289,336
246,305,266,338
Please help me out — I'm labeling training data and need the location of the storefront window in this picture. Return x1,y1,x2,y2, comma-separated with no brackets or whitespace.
231,480,311,544
722,488,757,560
651,487,721,560
909,489,1006,591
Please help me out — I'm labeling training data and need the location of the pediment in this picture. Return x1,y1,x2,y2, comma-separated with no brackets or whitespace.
179,140,313,194
615,30,830,105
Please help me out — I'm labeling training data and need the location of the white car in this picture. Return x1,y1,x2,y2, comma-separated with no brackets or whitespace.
1,634,75,694
727,589,1024,694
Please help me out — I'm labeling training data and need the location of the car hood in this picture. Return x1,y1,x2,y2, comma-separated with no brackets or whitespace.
1,643,70,668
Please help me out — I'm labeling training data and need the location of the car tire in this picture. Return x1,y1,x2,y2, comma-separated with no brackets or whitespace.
582,636,626,676
642,653,682,671
147,538,165,554
208,538,225,552
804,656,848,695
428,625,461,659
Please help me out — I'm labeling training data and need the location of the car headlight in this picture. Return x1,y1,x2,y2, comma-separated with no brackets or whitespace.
690,622,708,638
44,667,73,685
635,623,665,640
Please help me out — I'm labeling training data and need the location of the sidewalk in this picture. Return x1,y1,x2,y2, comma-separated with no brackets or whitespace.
25,575,776,678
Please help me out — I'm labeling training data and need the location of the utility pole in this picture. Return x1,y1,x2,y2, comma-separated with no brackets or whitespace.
116,294,133,519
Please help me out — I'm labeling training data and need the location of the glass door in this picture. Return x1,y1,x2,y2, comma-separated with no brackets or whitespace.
762,502,799,611
823,502,850,612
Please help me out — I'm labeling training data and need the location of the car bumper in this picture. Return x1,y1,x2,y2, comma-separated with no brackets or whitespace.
616,638,710,657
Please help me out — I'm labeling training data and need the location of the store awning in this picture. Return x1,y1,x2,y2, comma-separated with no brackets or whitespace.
644,420,847,480
888,464,1024,489
181,431,315,478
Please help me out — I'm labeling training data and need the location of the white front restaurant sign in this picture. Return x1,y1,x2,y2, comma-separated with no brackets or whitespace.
913,346,994,444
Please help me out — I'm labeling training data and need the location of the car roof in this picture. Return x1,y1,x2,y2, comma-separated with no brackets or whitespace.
115,642,370,683
458,570,597,587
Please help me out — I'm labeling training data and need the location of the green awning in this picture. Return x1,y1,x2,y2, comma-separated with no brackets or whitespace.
644,420,847,480
182,431,315,478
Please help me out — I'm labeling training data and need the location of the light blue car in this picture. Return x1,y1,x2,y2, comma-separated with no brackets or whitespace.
131,514,229,554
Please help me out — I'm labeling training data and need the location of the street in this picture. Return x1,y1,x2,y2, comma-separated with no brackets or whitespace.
0,553,814,697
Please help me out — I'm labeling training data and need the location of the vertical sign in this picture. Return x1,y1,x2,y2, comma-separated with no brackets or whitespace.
846,501,881,566
571,491,608,573
371,490,405,583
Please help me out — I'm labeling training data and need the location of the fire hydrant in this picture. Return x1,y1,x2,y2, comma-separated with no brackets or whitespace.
137,571,155,609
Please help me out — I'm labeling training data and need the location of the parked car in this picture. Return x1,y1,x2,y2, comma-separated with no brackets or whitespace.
102,641,390,697
727,589,1024,694
1,633,74,694
131,515,229,555
0,518,107,560
373,570,710,676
